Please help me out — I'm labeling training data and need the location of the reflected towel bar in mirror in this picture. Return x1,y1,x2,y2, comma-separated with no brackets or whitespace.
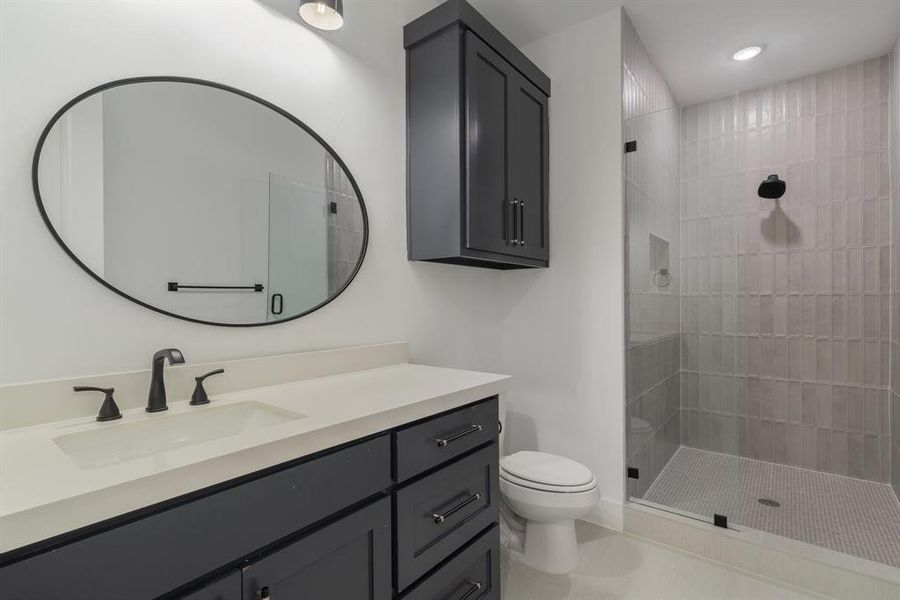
167,282,264,292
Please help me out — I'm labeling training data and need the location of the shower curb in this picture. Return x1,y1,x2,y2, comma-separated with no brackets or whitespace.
621,502,900,600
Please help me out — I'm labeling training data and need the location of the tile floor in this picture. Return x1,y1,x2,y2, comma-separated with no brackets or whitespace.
500,521,822,599
642,447,900,568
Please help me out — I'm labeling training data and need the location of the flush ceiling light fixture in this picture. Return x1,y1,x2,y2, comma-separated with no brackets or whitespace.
732,45,763,61
298,0,344,31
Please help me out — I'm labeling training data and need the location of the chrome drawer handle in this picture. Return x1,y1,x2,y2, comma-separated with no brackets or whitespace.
433,493,482,524
435,424,483,447
457,580,484,600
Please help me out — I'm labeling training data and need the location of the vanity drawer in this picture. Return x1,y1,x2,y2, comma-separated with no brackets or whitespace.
402,525,499,600
395,443,499,591
395,397,498,481
0,435,390,600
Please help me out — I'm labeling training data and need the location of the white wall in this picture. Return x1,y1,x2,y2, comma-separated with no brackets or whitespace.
0,0,503,383
500,10,626,504
0,1,629,507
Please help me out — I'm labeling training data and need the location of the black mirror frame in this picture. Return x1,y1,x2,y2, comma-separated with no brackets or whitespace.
32,76,369,328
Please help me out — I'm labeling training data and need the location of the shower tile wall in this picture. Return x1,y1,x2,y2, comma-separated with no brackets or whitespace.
623,13,680,343
325,154,364,295
891,39,900,500
680,56,894,483
623,11,682,497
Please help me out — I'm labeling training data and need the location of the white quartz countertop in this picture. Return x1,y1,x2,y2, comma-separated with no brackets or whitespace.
0,363,509,556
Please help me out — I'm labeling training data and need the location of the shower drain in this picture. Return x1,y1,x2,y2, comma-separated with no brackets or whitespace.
758,498,781,507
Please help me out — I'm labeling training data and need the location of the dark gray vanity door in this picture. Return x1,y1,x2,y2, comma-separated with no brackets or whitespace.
0,436,390,599
464,31,514,256
395,444,499,591
507,72,549,261
179,571,241,600
242,498,391,600
402,525,499,600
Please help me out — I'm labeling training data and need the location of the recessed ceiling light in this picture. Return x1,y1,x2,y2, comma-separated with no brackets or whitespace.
298,0,344,31
732,46,763,62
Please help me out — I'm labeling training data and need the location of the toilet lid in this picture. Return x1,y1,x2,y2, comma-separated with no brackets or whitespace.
500,451,594,488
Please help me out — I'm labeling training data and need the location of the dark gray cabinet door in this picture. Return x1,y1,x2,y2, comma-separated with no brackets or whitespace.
394,398,498,482
402,525,499,600
179,571,241,600
242,498,391,600
508,72,549,261
0,436,390,600
464,31,514,256
395,444,499,591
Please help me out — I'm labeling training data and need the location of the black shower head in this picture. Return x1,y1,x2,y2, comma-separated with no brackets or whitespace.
758,174,786,199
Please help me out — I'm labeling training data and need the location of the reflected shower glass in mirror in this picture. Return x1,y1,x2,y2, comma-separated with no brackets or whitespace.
34,78,367,326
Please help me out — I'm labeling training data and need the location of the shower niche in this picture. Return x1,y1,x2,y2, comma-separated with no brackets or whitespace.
648,234,671,289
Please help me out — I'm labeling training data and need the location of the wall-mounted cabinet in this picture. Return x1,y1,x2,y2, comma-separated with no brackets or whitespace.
405,0,551,269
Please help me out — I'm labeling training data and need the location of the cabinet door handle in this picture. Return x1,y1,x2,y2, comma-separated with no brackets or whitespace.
511,199,519,245
457,580,484,600
432,492,482,524
434,424,483,447
519,199,526,246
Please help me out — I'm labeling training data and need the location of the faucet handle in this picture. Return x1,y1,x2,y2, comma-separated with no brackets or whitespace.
190,369,224,406
74,386,122,422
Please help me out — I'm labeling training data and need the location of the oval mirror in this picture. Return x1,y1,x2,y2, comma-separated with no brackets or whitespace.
33,77,367,326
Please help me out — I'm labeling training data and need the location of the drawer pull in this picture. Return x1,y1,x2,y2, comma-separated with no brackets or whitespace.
433,493,482,524
435,424,483,447
457,580,484,600
258,586,271,599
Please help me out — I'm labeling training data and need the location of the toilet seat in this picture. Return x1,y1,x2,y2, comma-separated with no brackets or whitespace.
500,451,597,493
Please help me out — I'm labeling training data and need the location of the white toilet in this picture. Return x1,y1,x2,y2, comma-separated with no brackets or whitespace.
499,450,600,574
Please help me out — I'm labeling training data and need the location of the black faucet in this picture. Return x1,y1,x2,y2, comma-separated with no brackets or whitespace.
147,348,185,413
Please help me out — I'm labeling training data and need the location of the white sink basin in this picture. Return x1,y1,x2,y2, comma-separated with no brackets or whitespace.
53,401,305,469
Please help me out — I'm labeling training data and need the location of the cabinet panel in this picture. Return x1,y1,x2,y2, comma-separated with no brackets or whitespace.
402,525,499,600
179,571,241,600
0,436,390,599
508,73,549,261
395,444,499,591
464,31,513,256
242,498,391,600
394,397,498,482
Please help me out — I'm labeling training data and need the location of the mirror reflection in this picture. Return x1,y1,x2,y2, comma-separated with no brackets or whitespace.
36,79,366,325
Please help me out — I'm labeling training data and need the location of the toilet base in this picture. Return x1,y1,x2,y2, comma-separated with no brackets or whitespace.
507,519,580,574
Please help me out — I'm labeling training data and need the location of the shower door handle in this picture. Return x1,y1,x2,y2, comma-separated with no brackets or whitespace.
270,293,283,316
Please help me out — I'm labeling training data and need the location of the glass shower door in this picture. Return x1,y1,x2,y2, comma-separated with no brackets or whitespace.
624,102,742,527
267,173,329,320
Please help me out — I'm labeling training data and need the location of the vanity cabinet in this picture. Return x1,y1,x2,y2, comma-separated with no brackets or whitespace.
0,397,499,600
242,499,392,600
405,0,550,269
180,572,241,600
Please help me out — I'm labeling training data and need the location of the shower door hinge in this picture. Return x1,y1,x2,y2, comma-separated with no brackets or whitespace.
627,467,639,479
713,514,728,529
625,140,637,153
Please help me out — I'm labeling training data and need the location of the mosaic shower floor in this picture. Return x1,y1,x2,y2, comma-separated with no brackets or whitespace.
643,447,900,568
